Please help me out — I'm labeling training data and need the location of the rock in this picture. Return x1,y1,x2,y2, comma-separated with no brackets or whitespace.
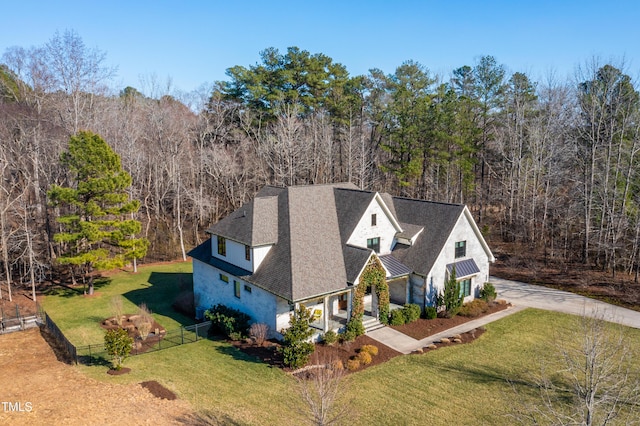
427,344,437,350
440,338,450,343
453,338,462,343
452,334,461,339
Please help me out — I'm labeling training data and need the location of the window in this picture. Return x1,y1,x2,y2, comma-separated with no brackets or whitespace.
234,281,241,298
455,241,466,258
244,284,252,293
459,278,472,297
371,213,377,226
245,245,251,261
219,273,229,283
217,236,226,256
367,237,380,253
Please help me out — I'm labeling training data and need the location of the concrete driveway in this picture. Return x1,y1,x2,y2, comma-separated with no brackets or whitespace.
491,276,640,329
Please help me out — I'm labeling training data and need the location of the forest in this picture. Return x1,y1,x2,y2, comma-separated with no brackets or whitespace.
0,31,639,304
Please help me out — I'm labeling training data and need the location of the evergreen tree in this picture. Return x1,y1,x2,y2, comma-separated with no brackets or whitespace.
48,131,148,295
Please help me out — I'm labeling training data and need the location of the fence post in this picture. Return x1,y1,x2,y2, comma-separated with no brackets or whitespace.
195,323,199,341
181,326,184,345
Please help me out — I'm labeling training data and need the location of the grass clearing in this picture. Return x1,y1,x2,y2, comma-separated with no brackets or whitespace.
42,262,194,345
43,265,640,424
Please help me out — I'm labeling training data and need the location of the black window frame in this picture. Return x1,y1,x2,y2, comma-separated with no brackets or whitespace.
219,273,229,283
367,237,380,253
245,244,251,261
371,213,377,226
218,236,227,256
244,284,252,293
455,240,466,258
234,280,241,298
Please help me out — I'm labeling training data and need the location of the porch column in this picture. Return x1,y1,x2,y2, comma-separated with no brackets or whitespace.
323,295,329,332
405,277,411,304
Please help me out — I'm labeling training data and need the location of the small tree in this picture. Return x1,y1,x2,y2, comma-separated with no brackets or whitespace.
280,306,315,369
104,328,133,370
110,295,124,326
134,303,153,340
437,267,462,318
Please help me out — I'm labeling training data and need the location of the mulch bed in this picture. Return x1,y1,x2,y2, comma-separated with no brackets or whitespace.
140,380,177,400
231,303,509,373
107,367,131,375
389,302,509,340
100,314,167,354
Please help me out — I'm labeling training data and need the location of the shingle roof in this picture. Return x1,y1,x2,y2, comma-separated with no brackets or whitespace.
390,197,465,276
193,183,469,302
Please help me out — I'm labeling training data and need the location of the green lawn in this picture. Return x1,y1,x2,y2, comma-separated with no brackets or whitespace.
43,264,640,425
42,262,194,345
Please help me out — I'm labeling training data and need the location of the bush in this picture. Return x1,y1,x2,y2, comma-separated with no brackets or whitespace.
104,328,133,370
346,318,365,337
437,268,463,317
480,282,497,302
459,299,489,318
423,306,437,319
360,344,379,357
356,351,372,365
390,309,406,326
279,306,315,369
322,330,338,345
249,323,269,346
134,303,154,340
402,303,421,323
205,304,251,339
346,358,360,371
340,330,356,343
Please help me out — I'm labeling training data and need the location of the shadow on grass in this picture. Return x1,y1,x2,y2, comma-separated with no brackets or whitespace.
175,410,241,426
123,271,195,327
214,344,268,365
44,276,112,298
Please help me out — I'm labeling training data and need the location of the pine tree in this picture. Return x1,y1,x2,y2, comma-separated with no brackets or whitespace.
48,131,148,294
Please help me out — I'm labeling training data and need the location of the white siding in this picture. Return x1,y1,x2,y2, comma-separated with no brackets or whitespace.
253,245,272,272
425,211,491,305
193,258,283,333
211,236,252,271
346,196,398,254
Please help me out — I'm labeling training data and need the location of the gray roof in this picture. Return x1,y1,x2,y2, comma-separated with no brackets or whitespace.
193,183,469,302
446,258,480,278
389,197,465,276
379,254,412,278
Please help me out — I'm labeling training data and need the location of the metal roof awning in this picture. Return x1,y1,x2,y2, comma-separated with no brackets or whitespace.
446,258,480,278
379,254,412,278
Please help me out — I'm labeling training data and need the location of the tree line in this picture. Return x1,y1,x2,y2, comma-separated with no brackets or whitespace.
1,30,639,299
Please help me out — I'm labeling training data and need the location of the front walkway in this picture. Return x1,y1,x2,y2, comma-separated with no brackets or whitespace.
367,275,640,353
366,306,525,354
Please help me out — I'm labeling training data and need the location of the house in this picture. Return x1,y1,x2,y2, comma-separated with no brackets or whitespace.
189,183,494,337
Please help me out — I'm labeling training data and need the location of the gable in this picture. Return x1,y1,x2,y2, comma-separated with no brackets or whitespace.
345,193,401,254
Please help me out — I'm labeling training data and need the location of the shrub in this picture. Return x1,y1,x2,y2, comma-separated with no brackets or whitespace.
249,323,269,346
331,359,344,371
205,304,251,339
480,282,497,302
356,351,372,365
402,303,421,323
322,330,338,346
340,330,356,343
279,306,315,369
134,303,153,340
423,306,437,319
390,309,406,326
109,295,124,326
459,299,489,318
360,344,379,357
346,318,365,337
104,328,133,370
346,358,360,371
437,268,463,318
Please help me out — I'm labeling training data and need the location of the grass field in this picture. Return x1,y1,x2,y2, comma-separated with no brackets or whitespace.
42,262,194,345
43,262,640,425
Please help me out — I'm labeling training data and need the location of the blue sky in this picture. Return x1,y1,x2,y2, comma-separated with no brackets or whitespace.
1,1,639,95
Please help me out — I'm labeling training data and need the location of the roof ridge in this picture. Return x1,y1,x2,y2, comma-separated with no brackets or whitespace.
392,195,465,207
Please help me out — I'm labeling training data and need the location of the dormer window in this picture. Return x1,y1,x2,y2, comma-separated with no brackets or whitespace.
217,236,226,256
455,241,466,258
371,214,377,226
367,237,380,253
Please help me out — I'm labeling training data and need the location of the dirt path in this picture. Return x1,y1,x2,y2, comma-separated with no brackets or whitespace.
0,328,192,425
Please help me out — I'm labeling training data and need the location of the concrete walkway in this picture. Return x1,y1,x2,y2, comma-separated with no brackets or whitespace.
366,276,640,353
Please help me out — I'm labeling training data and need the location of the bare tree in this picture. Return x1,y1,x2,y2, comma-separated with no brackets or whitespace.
512,311,640,425
296,356,353,426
